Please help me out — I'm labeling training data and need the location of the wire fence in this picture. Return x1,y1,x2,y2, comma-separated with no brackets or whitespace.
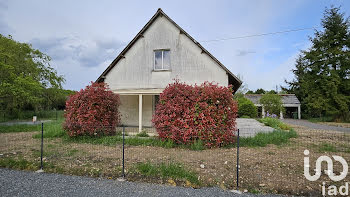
1,122,350,195
0,110,62,122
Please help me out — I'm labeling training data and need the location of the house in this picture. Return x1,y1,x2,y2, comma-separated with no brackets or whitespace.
244,94,301,119
96,8,242,132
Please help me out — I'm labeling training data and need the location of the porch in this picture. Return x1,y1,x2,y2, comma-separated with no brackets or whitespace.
115,88,162,133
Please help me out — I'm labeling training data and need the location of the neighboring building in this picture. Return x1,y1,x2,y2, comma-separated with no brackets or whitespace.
96,9,242,132
244,94,301,119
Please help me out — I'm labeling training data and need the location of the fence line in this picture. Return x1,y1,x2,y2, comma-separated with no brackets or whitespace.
1,122,350,195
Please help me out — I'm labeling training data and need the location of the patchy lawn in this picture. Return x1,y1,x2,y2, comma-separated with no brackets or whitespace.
0,124,349,196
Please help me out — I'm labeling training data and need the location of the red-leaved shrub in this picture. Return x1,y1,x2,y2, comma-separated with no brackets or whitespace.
64,82,121,137
152,81,238,147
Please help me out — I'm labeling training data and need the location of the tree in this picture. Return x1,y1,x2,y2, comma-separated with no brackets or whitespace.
285,6,350,121
245,89,266,94
44,88,76,110
0,34,65,114
267,90,277,94
64,82,121,137
259,93,284,117
255,88,266,94
237,97,258,118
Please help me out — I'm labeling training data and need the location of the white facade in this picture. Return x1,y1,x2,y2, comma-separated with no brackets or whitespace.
98,9,241,131
104,16,229,91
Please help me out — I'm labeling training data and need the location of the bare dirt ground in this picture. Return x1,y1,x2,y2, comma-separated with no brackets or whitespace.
318,122,350,128
1,125,350,196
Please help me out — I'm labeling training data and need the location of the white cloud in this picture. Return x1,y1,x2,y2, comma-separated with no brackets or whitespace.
1,0,324,91
28,35,124,90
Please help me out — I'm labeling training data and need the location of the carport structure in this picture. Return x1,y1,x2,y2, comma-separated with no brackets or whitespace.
245,94,301,119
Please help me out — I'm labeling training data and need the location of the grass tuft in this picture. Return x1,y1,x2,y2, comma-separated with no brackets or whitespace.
258,117,291,130
238,129,297,147
32,120,66,138
190,140,205,150
134,162,200,185
318,143,337,152
135,130,150,137
0,157,38,170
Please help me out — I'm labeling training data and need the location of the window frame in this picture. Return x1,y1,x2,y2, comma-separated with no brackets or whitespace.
153,49,171,71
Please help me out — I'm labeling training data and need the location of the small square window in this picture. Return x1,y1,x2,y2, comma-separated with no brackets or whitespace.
154,50,170,70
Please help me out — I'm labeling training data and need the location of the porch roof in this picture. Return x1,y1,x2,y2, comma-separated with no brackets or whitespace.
112,88,163,95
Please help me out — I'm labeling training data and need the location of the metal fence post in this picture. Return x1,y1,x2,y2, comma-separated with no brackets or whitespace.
122,125,125,178
236,129,240,191
40,122,44,170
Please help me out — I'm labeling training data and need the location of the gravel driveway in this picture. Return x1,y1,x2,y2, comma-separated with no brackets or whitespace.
0,168,283,197
281,119,350,132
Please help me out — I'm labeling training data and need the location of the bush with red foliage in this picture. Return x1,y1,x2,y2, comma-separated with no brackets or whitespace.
64,82,121,137
152,81,238,148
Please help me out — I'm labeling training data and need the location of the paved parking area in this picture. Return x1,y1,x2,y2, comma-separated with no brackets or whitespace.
281,119,350,132
236,118,274,137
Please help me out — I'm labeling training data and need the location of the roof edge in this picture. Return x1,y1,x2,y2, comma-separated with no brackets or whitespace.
96,8,242,91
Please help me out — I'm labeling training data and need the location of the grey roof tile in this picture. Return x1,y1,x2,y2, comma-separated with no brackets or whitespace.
244,94,300,105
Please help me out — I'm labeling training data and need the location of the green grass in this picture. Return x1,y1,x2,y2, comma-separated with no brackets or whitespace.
32,119,65,138
30,120,296,149
318,143,337,152
64,135,174,147
0,123,42,133
316,143,350,153
136,130,150,137
0,118,64,134
0,157,39,170
0,157,79,175
238,129,298,147
308,116,334,123
63,135,209,151
134,162,200,185
190,140,205,150
0,110,64,122
27,117,296,149
30,122,205,150
258,117,291,130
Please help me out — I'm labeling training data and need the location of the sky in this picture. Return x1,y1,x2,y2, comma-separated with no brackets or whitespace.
1,0,349,91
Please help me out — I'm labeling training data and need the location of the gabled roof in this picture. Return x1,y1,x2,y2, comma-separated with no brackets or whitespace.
244,94,301,105
96,8,242,91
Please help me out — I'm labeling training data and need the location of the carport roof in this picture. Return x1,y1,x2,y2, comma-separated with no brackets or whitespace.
244,94,301,105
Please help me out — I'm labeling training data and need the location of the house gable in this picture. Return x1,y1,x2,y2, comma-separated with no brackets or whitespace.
98,9,242,92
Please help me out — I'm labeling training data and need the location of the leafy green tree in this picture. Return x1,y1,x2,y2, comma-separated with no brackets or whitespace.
285,6,350,121
0,34,65,115
43,88,76,110
255,88,266,94
237,97,258,118
267,90,277,94
259,93,284,117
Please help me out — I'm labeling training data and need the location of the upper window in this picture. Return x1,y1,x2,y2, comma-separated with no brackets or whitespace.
154,50,170,70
